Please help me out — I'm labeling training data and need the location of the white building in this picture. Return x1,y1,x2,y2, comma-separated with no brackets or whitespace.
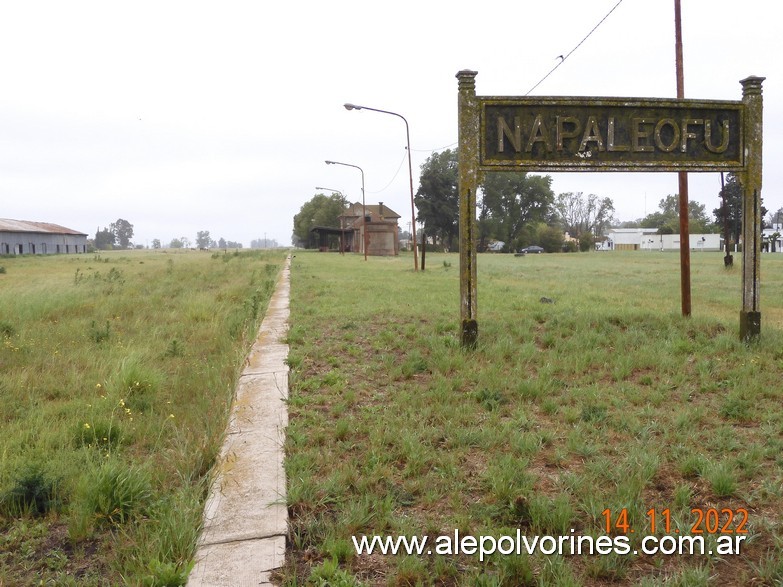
603,228,722,252
763,225,783,252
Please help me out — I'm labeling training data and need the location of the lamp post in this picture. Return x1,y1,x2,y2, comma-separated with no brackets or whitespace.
344,103,418,271
316,186,346,254
325,161,367,261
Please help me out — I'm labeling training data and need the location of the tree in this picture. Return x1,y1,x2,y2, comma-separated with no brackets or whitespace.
196,230,212,249
110,219,134,249
555,192,615,239
292,192,349,248
479,171,555,251
414,149,459,250
641,195,715,234
713,173,742,247
712,173,768,248
535,224,565,253
251,237,278,248
169,238,183,248
151,239,161,249
94,227,115,250
769,206,783,229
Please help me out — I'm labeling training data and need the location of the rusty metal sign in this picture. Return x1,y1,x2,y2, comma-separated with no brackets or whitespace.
457,70,765,349
480,98,744,172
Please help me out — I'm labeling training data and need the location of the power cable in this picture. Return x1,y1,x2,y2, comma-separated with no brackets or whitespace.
401,3,625,161
367,148,408,194
526,0,625,95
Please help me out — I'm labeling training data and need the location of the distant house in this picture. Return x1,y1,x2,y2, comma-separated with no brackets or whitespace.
0,219,88,255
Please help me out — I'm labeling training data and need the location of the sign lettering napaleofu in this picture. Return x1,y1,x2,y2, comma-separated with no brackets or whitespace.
480,98,744,171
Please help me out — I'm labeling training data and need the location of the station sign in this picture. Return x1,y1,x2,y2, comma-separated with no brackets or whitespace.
480,98,744,171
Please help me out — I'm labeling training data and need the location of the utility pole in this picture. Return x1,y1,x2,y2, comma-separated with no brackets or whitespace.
675,0,691,317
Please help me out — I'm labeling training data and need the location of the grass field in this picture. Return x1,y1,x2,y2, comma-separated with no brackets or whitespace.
0,249,286,585
281,250,783,586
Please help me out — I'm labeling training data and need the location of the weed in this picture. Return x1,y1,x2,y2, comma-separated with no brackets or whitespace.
0,320,15,337
705,460,738,497
74,418,124,452
0,462,61,516
77,459,152,527
308,557,361,586
475,388,506,411
748,549,783,585
164,338,184,358
116,355,163,411
720,391,752,421
580,403,608,423
141,558,195,587
89,319,111,343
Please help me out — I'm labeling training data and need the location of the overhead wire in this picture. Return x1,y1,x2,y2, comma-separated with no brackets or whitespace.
367,147,409,194
525,0,625,95
396,1,626,163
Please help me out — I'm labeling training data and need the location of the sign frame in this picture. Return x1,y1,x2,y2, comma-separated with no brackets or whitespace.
456,70,765,348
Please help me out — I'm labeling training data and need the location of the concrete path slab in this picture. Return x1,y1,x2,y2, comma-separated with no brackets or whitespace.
188,256,291,587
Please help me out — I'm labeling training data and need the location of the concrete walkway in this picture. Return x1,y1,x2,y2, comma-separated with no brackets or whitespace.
188,256,291,586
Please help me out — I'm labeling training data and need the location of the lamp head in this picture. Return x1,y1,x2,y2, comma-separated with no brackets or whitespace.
325,160,334,165
344,103,361,111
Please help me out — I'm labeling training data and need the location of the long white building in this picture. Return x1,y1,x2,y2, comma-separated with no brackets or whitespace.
0,219,88,255
602,228,721,251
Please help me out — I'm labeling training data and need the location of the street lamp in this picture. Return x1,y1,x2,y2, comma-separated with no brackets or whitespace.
316,186,346,254
344,103,418,271
325,161,367,261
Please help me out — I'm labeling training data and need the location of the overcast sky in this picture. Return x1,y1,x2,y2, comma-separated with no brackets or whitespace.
1,0,778,247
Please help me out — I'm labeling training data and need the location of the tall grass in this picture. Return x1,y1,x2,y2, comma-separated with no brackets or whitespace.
282,250,783,586
0,249,285,585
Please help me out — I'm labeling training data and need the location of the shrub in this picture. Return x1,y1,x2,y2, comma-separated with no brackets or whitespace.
116,355,163,412
1,462,60,516
79,460,152,527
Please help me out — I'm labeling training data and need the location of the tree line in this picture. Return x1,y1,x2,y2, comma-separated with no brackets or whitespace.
92,221,269,250
294,151,772,253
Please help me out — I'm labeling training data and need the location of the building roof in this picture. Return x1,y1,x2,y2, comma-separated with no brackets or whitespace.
0,218,88,236
606,228,660,235
340,202,401,220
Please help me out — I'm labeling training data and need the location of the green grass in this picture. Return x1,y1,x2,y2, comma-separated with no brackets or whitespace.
0,248,285,585
281,250,783,586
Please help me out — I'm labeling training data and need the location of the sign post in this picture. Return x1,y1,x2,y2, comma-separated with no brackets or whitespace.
456,70,763,347
457,70,480,349
739,76,765,341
